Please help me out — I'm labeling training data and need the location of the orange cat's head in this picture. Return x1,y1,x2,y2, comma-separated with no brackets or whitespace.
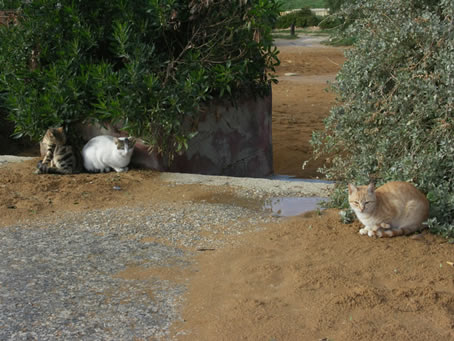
348,183,377,214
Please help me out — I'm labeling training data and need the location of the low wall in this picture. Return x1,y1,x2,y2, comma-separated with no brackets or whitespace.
77,94,273,178
280,8,329,17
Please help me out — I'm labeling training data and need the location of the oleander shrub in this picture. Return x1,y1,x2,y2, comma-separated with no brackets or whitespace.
0,0,279,157
311,0,454,237
275,8,321,28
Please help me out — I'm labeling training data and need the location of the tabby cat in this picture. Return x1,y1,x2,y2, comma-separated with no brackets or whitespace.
348,181,429,237
36,127,82,174
82,135,135,173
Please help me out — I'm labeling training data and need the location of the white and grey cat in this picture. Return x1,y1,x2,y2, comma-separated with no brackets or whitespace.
348,181,430,237
82,135,136,173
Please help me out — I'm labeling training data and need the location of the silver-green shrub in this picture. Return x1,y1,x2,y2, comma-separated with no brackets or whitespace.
312,0,454,237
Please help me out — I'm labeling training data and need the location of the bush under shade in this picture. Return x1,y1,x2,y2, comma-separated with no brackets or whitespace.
0,0,279,158
311,0,454,237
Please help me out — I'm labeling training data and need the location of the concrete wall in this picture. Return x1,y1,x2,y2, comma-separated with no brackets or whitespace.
78,94,273,178
280,8,329,17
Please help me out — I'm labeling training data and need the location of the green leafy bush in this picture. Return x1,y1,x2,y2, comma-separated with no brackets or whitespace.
275,8,321,28
311,0,454,237
0,0,279,157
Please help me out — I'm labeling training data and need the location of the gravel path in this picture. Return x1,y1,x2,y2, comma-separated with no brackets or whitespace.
0,200,278,340
0,155,332,339
273,34,329,47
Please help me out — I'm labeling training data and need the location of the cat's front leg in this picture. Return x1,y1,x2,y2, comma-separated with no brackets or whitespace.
359,225,380,237
369,223,391,238
359,225,376,235
367,229,377,237
34,160,43,174
367,224,389,237
364,223,390,236
35,160,50,174
359,227,369,235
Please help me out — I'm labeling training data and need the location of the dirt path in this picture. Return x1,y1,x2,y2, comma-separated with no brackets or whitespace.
272,36,345,179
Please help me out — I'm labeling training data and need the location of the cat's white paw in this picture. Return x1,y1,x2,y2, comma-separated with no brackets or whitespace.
359,227,368,235
367,230,376,237
114,167,128,173
380,222,391,229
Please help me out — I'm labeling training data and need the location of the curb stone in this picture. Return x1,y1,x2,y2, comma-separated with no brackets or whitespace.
0,155,333,197
0,155,35,167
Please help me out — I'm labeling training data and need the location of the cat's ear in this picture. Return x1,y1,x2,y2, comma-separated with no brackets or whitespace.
367,183,375,193
348,184,357,195
128,137,136,147
113,137,119,144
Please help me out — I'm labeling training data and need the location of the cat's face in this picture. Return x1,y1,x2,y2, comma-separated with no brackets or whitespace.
114,137,136,156
44,127,66,145
348,183,377,214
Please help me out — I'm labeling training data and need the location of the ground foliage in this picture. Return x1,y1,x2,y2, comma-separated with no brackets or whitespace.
312,0,454,237
0,0,279,158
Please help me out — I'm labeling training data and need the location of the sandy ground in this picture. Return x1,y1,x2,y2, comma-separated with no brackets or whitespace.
1,36,453,340
178,210,454,340
1,160,453,340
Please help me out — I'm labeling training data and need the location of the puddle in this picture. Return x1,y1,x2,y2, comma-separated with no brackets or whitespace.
269,174,334,184
263,197,327,217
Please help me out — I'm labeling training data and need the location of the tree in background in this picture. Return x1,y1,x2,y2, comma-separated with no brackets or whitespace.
326,0,344,13
312,0,454,237
0,0,279,158
274,7,321,29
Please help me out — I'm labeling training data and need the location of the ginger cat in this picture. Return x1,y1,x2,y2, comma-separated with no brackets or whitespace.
348,181,429,237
